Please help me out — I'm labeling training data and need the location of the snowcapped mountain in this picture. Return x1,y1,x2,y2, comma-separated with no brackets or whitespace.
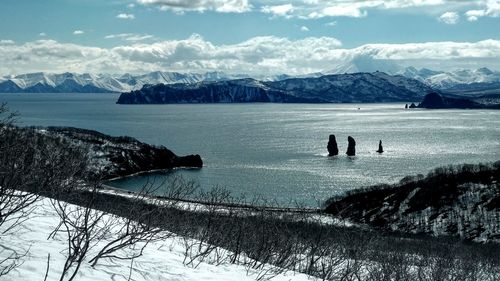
324,56,500,91
0,71,253,93
399,67,500,90
2,66,498,94
326,56,403,75
117,72,434,104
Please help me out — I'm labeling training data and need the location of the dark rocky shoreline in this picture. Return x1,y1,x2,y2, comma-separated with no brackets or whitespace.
416,92,500,109
39,126,203,180
325,162,500,243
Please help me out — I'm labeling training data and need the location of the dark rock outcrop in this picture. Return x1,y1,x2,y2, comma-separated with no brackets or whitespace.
327,135,339,156
42,127,203,179
409,102,417,108
419,92,445,108
346,136,356,156
175,154,203,168
417,92,495,109
376,140,384,153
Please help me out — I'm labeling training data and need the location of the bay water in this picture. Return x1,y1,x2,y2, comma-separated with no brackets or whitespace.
2,93,499,206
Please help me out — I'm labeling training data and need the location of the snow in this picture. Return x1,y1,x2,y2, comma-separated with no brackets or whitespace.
1,197,316,281
0,72,255,93
398,67,500,89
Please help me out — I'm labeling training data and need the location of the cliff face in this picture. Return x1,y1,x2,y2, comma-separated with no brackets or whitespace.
417,92,500,109
418,92,483,109
117,73,434,104
325,162,500,243
41,127,202,179
117,79,313,104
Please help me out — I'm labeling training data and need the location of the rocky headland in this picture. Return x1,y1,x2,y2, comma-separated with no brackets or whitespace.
38,127,203,180
117,72,434,104
417,92,500,109
325,162,500,243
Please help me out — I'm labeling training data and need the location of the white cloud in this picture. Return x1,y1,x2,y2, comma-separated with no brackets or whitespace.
133,0,499,21
0,36,499,76
105,33,154,41
252,0,455,19
300,26,310,32
325,21,337,27
73,30,84,35
117,13,135,19
0,40,15,45
261,4,294,18
39,32,47,37
465,10,484,21
127,3,136,8
105,33,132,39
137,0,251,13
465,1,500,21
438,12,459,24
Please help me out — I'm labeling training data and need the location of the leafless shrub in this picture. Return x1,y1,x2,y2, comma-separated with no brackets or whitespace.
0,104,88,277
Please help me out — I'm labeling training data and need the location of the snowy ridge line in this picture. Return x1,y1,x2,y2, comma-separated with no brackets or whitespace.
2,67,499,94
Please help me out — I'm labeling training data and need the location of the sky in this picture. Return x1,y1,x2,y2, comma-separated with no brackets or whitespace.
0,0,499,76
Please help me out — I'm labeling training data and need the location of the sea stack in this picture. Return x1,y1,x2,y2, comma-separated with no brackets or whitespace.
376,140,384,153
327,134,339,156
346,136,356,156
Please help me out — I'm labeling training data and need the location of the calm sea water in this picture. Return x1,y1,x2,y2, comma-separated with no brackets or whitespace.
2,93,499,206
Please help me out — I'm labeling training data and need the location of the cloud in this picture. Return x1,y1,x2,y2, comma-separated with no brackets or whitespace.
252,0,454,19
261,4,294,18
39,32,47,37
133,0,499,21
325,21,337,27
300,26,310,32
127,3,136,8
73,30,84,35
105,33,154,41
117,13,135,19
0,40,15,45
137,0,251,13
0,36,499,76
465,1,500,21
438,12,459,24
465,9,485,21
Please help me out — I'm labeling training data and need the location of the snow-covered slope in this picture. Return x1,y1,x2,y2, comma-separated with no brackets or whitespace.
0,72,252,93
3,66,498,94
1,197,314,281
326,59,500,91
399,67,500,90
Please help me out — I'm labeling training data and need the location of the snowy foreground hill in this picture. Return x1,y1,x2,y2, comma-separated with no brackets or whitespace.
2,197,314,281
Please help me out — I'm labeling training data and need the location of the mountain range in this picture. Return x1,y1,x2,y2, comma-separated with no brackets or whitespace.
116,72,434,104
0,67,499,94
398,67,500,92
0,71,251,93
